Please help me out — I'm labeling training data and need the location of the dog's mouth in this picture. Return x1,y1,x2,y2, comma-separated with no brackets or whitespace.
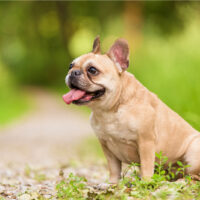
63,85,105,105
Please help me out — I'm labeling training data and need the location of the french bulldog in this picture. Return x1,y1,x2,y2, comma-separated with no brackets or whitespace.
63,36,200,184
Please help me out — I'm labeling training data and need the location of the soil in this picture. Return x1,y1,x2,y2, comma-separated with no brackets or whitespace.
0,89,106,199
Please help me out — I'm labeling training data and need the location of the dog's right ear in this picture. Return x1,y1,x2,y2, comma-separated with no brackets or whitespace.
92,36,101,54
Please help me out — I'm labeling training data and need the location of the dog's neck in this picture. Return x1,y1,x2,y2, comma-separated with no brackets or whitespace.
120,71,139,104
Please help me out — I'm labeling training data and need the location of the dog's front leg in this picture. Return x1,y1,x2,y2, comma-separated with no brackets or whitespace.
138,139,155,180
99,139,121,184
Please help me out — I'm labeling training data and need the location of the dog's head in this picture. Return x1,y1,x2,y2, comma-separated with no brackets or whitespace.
63,36,129,109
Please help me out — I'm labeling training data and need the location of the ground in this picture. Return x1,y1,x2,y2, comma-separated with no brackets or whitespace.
0,89,106,199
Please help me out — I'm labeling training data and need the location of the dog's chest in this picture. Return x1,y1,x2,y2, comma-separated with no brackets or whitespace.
91,112,137,140
90,111,139,163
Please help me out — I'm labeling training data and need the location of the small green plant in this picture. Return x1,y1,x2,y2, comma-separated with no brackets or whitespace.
34,173,47,182
24,164,31,177
165,161,176,181
176,160,191,178
56,173,87,200
55,154,198,200
122,162,140,179
153,152,169,182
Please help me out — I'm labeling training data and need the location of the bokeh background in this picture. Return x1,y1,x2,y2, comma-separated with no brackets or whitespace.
0,1,200,130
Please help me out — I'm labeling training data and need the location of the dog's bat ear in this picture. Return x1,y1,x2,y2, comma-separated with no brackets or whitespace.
107,39,129,73
92,36,101,54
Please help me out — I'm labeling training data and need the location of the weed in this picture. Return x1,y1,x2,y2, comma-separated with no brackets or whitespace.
24,164,31,177
56,173,87,200
34,173,47,182
176,161,191,178
56,152,200,199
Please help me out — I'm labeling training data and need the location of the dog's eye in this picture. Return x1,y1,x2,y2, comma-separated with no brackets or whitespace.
87,66,99,75
69,63,74,70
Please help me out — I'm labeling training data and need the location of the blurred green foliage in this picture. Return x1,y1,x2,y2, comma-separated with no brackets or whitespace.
0,61,30,125
0,1,194,86
132,18,200,130
0,1,123,86
0,2,200,129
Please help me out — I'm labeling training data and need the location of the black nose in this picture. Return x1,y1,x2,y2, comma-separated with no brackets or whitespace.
71,70,82,77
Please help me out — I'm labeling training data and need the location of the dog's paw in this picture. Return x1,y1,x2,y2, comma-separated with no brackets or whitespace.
93,183,112,190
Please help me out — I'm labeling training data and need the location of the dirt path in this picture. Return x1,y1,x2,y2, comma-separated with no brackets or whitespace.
0,89,106,199
0,89,93,165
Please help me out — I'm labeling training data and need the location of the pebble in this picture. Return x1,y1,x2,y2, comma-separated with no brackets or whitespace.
18,194,31,200
0,163,108,199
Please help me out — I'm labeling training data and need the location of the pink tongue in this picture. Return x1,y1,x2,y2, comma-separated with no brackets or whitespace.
63,89,89,104
63,89,86,104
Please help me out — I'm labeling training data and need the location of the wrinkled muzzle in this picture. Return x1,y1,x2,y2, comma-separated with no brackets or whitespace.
63,70,105,105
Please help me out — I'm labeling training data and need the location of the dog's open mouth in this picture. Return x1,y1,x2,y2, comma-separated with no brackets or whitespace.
63,87,105,105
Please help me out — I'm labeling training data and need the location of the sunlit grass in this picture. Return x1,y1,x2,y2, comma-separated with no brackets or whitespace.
0,62,30,126
131,21,200,131
0,90,30,126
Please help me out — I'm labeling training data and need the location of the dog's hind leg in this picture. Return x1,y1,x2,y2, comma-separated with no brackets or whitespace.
184,135,200,176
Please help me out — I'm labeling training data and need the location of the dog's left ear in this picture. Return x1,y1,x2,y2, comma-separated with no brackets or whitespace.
92,36,101,54
107,39,129,73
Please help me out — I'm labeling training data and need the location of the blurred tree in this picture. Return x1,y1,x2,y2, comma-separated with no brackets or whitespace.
0,1,124,86
124,2,143,49
143,1,193,36
0,1,198,87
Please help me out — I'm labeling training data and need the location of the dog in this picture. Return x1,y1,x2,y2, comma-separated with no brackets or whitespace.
63,36,200,184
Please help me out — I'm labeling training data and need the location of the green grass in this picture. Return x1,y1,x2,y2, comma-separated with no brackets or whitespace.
0,61,31,126
56,152,200,200
56,173,87,200
0,91,30,126
131,20,200,131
